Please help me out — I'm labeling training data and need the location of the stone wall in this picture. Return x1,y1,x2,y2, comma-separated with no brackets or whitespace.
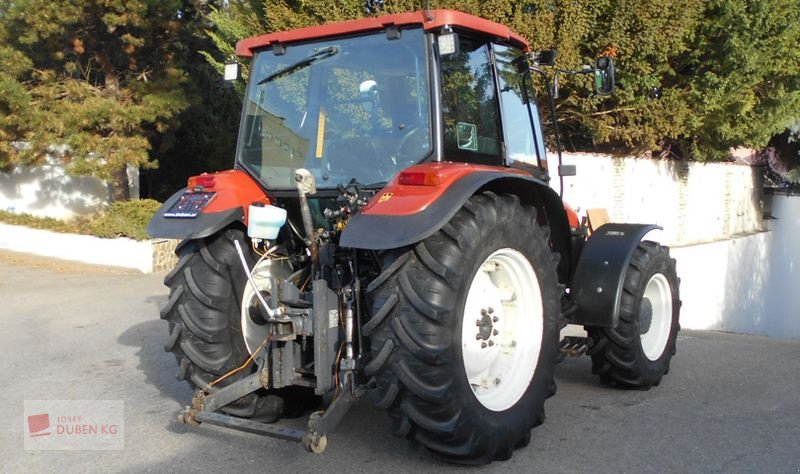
151,239,179,273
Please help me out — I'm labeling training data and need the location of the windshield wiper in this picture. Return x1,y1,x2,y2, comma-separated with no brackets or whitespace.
257,46,339,85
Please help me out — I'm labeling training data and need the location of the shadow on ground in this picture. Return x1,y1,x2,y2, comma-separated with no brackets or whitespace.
117,294,196,434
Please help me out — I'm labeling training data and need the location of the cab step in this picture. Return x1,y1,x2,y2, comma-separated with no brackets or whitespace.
559,336,589,357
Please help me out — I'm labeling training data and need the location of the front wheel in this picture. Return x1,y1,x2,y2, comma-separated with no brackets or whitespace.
365,192,562,464
587,241,681,389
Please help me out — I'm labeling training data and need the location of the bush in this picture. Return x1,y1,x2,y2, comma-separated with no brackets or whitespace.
0,210,91,234
0,199,161,240
88,199,162,240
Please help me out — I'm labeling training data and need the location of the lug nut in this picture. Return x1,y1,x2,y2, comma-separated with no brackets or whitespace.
493,329,499,336
480,309,487,316
476,319,481,326
481,342,487,349
488,307,494,314
488,340,494,347
492,316,499,323
475,333,482,340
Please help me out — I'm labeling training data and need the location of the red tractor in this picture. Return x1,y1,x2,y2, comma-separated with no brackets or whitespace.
149,9,680,464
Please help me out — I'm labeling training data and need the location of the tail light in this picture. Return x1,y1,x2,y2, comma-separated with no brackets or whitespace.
188,174,216,191
398,170,440,186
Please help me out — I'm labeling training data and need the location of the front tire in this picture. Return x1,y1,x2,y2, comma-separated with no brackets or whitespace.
365,192,562,464
587,241,681,389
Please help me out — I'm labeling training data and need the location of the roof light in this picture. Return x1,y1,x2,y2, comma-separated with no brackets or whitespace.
223,63,239,81
438,27,458,56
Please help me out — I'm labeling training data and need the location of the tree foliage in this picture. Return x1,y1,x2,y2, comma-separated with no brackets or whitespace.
204,0,800,162
142,0,244,200
3,0,800,207
0,0,191,200
676,0,800,160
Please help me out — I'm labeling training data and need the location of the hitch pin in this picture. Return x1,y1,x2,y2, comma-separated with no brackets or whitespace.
234,239,279,318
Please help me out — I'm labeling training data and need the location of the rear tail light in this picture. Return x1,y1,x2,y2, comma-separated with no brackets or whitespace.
398,170,440,186
188,174,216,190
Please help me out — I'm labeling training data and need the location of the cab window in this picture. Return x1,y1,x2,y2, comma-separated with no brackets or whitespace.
494,44,547,171
439,36,502,165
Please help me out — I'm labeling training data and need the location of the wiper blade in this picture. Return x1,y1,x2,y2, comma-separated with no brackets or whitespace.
257,46,338,85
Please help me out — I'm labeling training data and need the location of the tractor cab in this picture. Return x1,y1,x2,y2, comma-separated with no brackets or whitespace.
234,10,551,194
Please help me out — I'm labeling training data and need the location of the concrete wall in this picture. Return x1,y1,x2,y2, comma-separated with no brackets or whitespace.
546,153,797,337
0,158,140,220
673,194,799,338
551,152,765,246
0,223,178,273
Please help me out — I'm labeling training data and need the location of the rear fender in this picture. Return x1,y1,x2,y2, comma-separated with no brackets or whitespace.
147,169,269,241
568,223,661,328
339,163,572,282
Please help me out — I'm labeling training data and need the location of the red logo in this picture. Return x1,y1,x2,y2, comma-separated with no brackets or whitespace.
27,413,51,437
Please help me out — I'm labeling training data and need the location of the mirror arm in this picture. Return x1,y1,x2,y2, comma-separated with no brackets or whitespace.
553,70,560,99
530,66,567,198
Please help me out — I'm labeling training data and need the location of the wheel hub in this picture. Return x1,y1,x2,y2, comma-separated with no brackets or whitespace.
475,308,497,342
248,292,272,326
638,297,653,334
241,258,291,355
640,273,674,361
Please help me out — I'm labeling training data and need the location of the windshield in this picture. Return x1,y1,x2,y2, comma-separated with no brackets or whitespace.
237,28,432,189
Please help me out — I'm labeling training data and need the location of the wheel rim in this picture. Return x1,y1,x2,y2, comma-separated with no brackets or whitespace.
640,273,673,361
240,260,274,355
461,248,543,412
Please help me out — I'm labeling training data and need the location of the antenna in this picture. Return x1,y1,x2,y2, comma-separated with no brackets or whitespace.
424,0,433,21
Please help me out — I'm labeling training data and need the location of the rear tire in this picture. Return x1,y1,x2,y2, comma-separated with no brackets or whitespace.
587,241,680,389
161,228,313,419
365,192,562,464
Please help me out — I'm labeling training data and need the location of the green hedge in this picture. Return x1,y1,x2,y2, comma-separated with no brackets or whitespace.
0,199,161,241
88,199,162,240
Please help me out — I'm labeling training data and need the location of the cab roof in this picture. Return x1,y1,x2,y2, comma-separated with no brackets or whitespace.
236,9,530,57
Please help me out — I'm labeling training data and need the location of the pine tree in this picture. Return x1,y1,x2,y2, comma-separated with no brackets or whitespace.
676,0,800,160
0,0,191,201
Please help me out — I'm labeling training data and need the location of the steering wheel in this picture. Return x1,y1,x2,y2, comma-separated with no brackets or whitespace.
394,125,429,166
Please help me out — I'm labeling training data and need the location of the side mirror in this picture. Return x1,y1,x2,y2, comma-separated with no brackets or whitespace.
531,50,556,66
594,56,615,95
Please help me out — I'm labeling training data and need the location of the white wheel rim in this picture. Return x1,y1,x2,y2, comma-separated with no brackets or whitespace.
240,260,279,355
461,248,543,412
640,273,673,361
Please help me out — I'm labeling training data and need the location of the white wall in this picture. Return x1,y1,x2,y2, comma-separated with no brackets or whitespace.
0,159,140,220
673,194,799,338
546,152,798,337
551,152,765,246
0,158,109,219
0,223,156,273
